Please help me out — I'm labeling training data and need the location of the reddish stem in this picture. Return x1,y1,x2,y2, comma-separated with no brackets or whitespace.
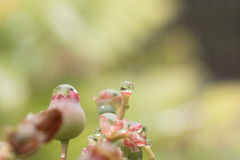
118,102,126,120
60,140,69,160
106,132,127,143
118,93,130,120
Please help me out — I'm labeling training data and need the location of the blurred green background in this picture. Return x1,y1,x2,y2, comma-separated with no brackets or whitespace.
1,0,240,159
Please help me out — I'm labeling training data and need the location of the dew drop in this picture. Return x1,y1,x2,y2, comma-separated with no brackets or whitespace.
60,153,65,158
101,113,117,125
94,128,101,136
125,121,130,130
98,104,116,115
52,84,77,97
99,89,120,98
137,127,143,133
124,104,130,110
88,135,98,143
118,121,130,134
120,81,134,93
146,139,152,148
141,126,147,139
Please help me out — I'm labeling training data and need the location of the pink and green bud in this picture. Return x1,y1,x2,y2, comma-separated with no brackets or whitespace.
94,89,122,115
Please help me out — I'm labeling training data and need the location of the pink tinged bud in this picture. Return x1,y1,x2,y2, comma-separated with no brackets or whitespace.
123,139,140,152
81,136,98,156
81,148,87,155
129,133,146,146
6,109,62,155
79,143,123,160
135,138,147,146
129,123,143,132
123,138,135,148
48,84,86,141
121,91,132,95
123,132,147,152
99,90,112,100
99,113,127,136
130,146,140,152
111,120,125,133
95,89,122,110
51,84,79,102
116,147,123,160
99,115,111,136
52,90,79,102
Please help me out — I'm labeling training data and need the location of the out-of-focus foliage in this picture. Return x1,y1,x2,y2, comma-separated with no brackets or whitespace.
1,0,240,160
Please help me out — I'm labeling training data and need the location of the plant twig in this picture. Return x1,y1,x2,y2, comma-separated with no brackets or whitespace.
118,94,130,120
60,140,69,160
118,102,126,120
142,145,155,160
107,132,127,143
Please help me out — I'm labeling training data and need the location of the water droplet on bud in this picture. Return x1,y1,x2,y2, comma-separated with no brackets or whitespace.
52,84,77,97
124,104,130,110
125,121,130,130
94,128,101,136
101,113,117,125
118,120,130,134
99,89,120,98
120,81,134,93
146,139,152,148
88,135,98,143
141,126,147,139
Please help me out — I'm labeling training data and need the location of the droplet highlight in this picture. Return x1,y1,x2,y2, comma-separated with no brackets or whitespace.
52,84,77,97
60,153,65,158
124,104,130,110
146,139,152,148
88,135,98,143
98,104,116,115
94,128,101,136
101,113,117,125
120,81,134,93
141,126,147,139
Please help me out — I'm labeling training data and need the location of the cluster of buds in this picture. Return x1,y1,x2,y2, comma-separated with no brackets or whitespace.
0,84,86,160
80,137,123,160
0,81,154,160
81,81,155,160
93,89,122,115
0,109,62,160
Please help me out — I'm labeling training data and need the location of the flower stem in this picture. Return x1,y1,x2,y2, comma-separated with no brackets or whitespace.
107,132,127,143
118,102,126,120
118,94,130,120
142,145,155,160
60,140,69,160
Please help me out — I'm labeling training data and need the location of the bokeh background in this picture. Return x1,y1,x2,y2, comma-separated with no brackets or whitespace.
1,0,240,159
